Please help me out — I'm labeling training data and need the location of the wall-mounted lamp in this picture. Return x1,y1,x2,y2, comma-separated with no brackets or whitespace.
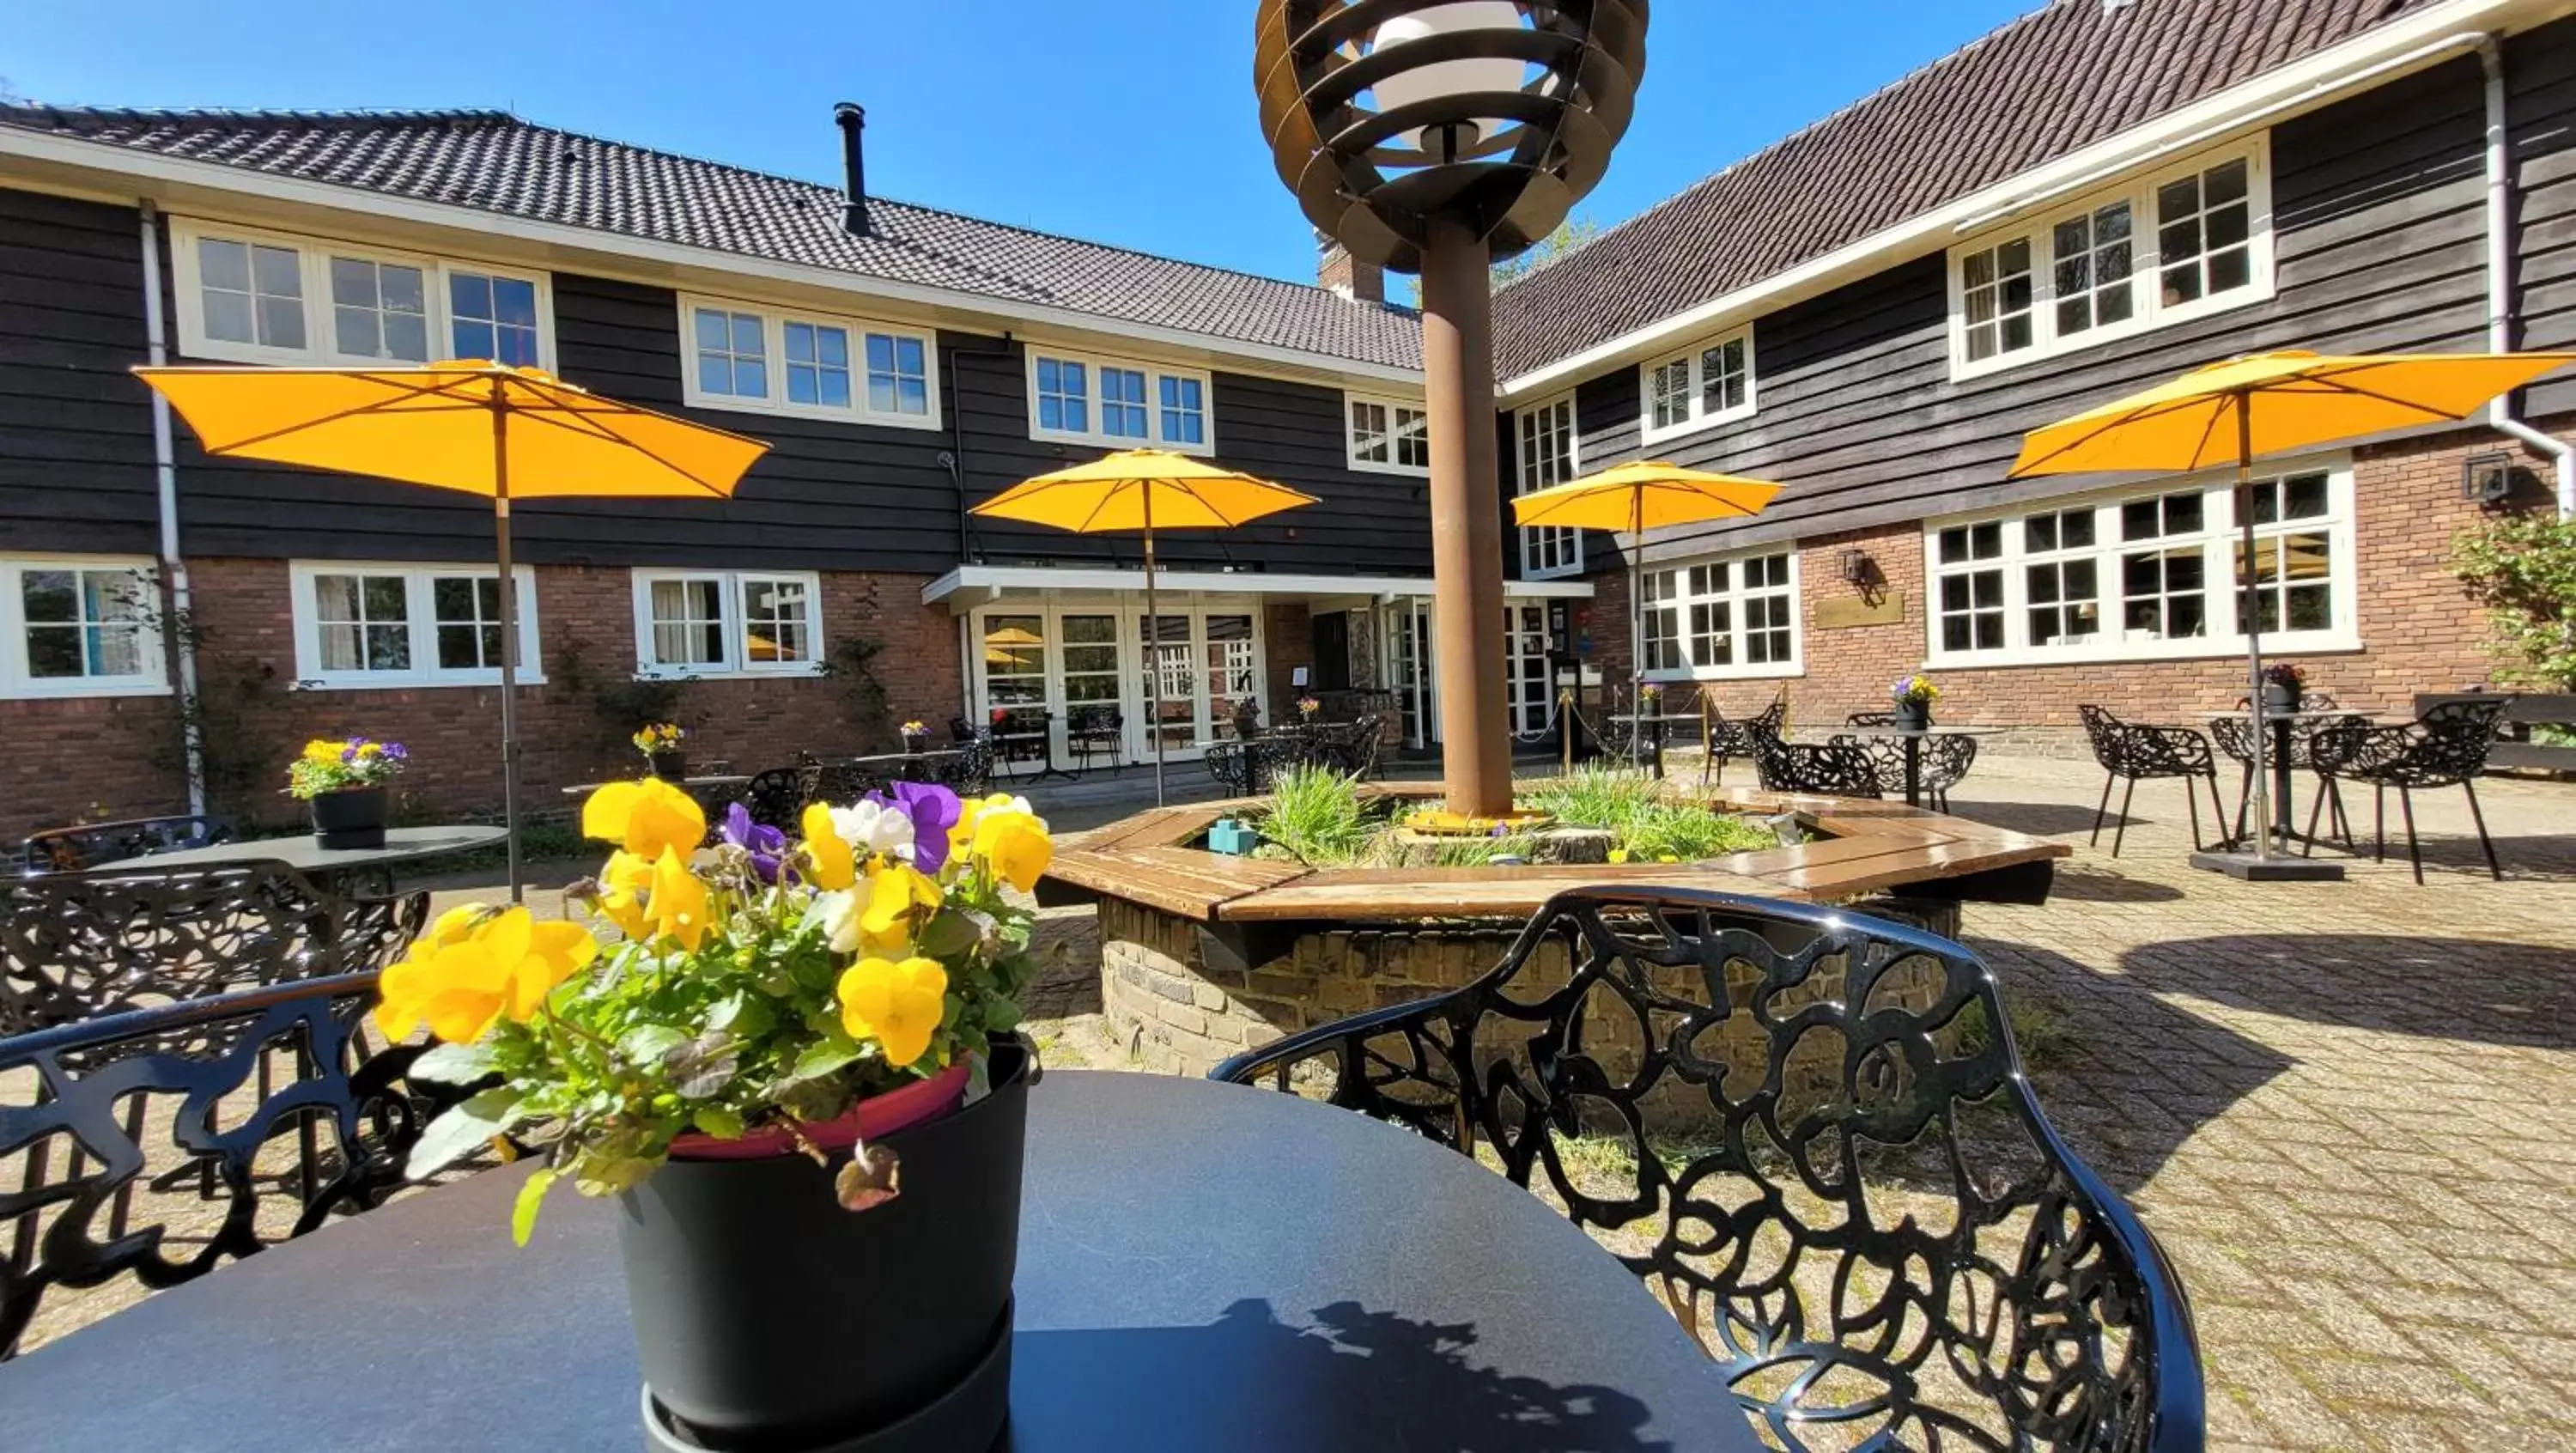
2462,451,2516,506
1838,547,1885,606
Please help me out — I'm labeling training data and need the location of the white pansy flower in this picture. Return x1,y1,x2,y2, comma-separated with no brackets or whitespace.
813,888,864,954
829,800,915,860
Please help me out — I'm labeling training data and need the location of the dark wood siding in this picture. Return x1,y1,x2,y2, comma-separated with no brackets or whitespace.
0,222,1433,578
0,189,159,556
1535,33,2567,571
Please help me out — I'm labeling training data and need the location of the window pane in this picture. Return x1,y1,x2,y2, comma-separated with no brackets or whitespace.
2283,472,2329,519
21,569,75,623
200,238,250,292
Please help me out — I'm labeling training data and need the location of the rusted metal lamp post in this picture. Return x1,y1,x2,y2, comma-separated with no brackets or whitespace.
1256,0,1647,817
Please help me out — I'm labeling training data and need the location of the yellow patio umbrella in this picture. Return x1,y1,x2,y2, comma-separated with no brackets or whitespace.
970,448,1317,804
135,360,771,899
1512,461,1783,706
2011,348,2576,868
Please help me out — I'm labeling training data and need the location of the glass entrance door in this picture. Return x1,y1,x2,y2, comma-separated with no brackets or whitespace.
1205,613,1260,739
1139,614,1197,757
1380,601,1433,747
1059,613,1121,768
1504,604,1552,737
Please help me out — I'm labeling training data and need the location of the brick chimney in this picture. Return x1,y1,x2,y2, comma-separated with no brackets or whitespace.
1316,232,1385,304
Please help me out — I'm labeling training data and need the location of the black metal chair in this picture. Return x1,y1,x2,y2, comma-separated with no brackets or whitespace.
1844,710,1895,728
2208,698,2352,851
1205,740,1258,795
1746,722,1882,799
739,765,822,832
0,862,426,1035
1066,706,1123,776
1214,888,2203,1453
1833,732,1979,811
1701,691,1789,787
936,732,998,799
2308,699,2507,884
19,814,234,876
0,970,453,1359
2076,705,2225,858
1328,714,1388,781
992,707,1054,780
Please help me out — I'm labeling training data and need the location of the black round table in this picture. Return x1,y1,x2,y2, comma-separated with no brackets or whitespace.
0,1072,1757,1452
89,824,511,877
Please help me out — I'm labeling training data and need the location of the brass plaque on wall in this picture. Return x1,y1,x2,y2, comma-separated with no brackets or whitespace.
1813,592,1906,630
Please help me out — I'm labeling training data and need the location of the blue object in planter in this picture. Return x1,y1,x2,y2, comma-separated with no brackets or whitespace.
1208,818,1261,856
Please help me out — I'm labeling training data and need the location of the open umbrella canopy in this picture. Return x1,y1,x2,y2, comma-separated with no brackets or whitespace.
133,361,769,499
971,448,1318,532
2009,350,2576,477
1510,460,1783,533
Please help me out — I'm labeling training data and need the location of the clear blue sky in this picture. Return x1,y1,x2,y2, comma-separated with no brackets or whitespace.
6,0,2038,286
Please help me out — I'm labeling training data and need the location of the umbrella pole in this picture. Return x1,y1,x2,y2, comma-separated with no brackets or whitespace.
2237,392,2273,863
1143,489,1165,808
491,398,525,902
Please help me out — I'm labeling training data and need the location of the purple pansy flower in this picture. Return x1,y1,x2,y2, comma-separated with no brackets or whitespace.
871,780,962,874
720,801,787,884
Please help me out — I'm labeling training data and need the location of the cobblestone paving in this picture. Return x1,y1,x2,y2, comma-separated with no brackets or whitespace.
1019,757,2576,1452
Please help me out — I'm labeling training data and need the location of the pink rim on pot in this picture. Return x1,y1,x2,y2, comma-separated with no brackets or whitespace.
666,1060,973,1161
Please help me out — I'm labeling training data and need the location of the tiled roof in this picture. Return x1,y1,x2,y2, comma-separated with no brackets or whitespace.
0,105,1425,372
1491,0,2439,380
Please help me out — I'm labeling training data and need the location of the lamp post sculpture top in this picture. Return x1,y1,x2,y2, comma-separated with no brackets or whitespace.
1255,0,1648,273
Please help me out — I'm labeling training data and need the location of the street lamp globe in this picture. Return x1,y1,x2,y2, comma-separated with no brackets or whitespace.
1366,2,1530,156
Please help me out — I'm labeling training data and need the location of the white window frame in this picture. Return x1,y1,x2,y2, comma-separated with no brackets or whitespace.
631,568,826,679
1343,391,1431,476
1946,136,2274,380
0,555,167,700
1919,454,2359,669
1637,546,1803,684
170,218,556,372
1023,347,1216,455
1514,393,1584,579
1637,324,1757,446
289,562,542,690
674,294,942,430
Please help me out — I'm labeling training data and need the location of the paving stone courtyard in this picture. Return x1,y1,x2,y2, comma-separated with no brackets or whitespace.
1012,755,2576,1453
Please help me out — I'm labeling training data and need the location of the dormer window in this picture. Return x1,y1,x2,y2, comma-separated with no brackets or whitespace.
1637,326,1754,444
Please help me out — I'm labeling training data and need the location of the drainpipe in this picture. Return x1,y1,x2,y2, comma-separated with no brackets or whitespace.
2479,35,2576,518
138,200,206,813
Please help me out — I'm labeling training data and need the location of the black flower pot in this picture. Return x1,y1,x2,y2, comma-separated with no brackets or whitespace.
307,786,387,850
1893,700,1932,733
623,1041,1030,1453
649,751,690,781
2260,682,2301,716
901,736,927,757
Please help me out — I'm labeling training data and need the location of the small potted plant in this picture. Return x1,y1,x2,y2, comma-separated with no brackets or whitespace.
899,719,931,754
1892,674,1940,733
1295,696,1321,723
288,737,406,849
392,776,1052,1449
633,722,688,781
2260,662,2306,715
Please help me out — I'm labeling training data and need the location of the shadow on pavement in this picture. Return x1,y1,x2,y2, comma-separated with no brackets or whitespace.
2112,933,2576,1049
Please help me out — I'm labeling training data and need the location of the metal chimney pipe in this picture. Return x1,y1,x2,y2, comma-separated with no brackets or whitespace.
834,101,868,238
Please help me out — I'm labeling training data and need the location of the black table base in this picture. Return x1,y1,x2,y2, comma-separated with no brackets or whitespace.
644,1303,1014,1453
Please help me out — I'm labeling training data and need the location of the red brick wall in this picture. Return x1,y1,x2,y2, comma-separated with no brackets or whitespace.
3,559,962,841
1263,602,1315,720
1583,423,2555,739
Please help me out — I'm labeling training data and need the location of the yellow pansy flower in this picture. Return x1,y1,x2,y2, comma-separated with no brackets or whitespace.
302,739,345,764
590,850,656,940
647,847,711,952
947,793,1029,862
801,802,857,891
836,956,949,1068
970,807,1053,893
374,906,598,1043
859,860,941,956
580,778,707,860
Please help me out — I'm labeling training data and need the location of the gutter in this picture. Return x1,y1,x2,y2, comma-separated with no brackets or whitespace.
137,199,205,813
2477,36,2576,517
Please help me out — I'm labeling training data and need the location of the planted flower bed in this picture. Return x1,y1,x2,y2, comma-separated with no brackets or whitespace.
1214,764,1789,870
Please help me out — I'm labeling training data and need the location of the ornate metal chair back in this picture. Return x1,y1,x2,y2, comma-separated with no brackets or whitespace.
0,864,425,1035
1749,724,1883,799
19,814,235,876
0,971,452,1359
740,766,823,831
1215,888,2201,1453
937,732,998,798
2315,698,2505,787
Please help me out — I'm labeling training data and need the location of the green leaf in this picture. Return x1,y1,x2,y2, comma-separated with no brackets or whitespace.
511,1167,557,1247
410,1041,498,1085
619,1024,688,1066
406,1088,526,1181
691,1106,745,1140
786,1030,861,1085
914,909,989,960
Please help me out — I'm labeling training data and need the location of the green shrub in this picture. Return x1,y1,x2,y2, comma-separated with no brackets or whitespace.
1257,764,1370,866
2453,514,2576,691
1520,765,1776,861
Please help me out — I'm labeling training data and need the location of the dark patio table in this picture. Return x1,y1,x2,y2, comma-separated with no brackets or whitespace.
88,824,509,885
1607,713,1693,777
560,774,753,797
2203,708,2369,850
1843,725,2007,807
0,1071,1757,1453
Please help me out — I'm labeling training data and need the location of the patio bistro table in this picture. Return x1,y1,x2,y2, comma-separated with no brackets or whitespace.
560,774,753,797
2203,709,2368,851
1844,725,2008,808
1607,713,1695,777
88,824,509,888
0,1071,1759,1453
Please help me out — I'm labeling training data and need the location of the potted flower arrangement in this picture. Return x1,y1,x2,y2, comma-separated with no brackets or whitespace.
633,722,688,781
389,775,1053,1450
288,737,407,849
1892,674,1940,733
899,719,930,754
2260,662,2306,715
1295,695,1321,722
